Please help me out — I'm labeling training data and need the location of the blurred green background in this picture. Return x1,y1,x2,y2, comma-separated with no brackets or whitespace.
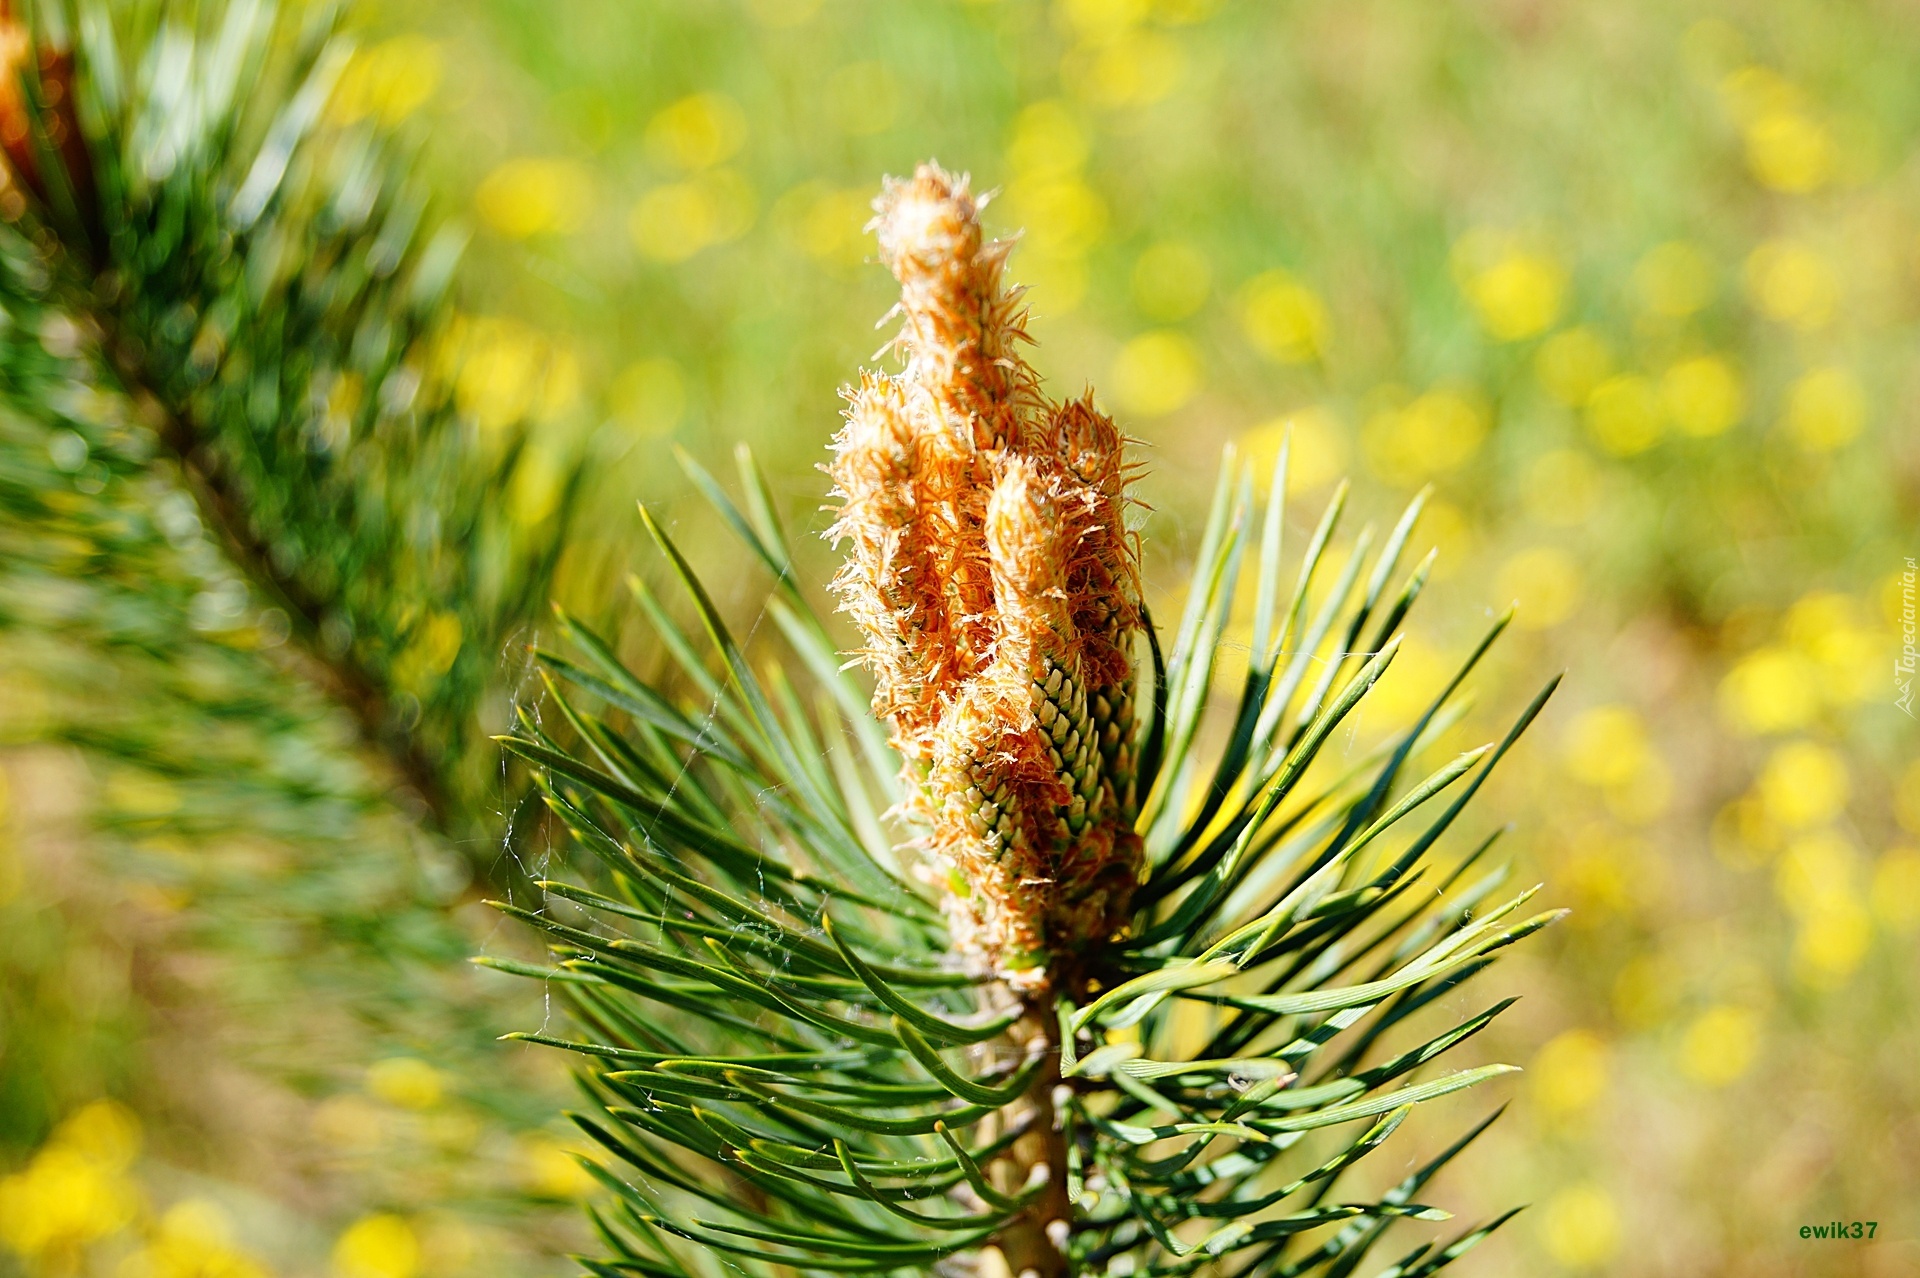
4,0,1918,1275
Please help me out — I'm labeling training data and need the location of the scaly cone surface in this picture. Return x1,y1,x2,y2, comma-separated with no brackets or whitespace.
827,163,1142,989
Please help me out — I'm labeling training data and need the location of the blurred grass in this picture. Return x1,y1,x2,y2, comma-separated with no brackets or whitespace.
4,0,1919,1275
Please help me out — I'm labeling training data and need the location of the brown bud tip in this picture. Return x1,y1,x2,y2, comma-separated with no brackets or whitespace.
986,457,1071,649
871,163,984,295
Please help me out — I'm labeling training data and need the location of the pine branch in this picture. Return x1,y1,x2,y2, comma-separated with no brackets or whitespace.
133,374,454,824
0,0,579,840
494,163,1563,1277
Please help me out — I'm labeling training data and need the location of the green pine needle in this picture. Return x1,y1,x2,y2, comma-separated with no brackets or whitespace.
496,441,1561,1276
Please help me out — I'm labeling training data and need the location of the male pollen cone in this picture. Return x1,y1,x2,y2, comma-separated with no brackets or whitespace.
826,162,1143,990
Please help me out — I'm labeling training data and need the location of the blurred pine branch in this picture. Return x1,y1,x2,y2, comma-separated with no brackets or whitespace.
0,1,589,1265
0,0,581,837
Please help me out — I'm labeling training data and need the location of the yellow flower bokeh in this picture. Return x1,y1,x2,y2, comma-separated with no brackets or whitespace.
1496,546,1583,630
1774,829,1859,918
394,612,463,689
1237,406,1346,496
1361,389,1486,486
1238,269,1328,365
772,182,870,264
517,1135,601,1200
1584,373,1663,457
1064,29,1186,109
1006,180,1107,261
475,158,593,240
329,37,443,129
366,1057,445,1110
1558,718,1672,824
1131,241,1211,321
1002,156,1108,313
644,92,748,171
1744,239,1837,329
1660,355,1743,437
1453,231,1567,341
1532,1028,1609,1119
334,1214,418,1278
1536,327,1613,407
1783,591,1881,702
1057,0,1151,40
1679,1005,1760,1087
0,1101,143,1261
1109,331,1202,416
437,315,581,434
1794,899,1872,987
1782,366,1865,452
1745,109,1833,193
127,1199,268,1278
1540,1183,1621,1269
1005,100,1088,179
1559,827,1635,923
1719,646,1820,735
1777,832,1874,987
629,170,756,263
1755,740,1849,829
1632,241,1715,318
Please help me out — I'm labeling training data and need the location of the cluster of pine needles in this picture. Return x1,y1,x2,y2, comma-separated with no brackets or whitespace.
494,164,1563,1277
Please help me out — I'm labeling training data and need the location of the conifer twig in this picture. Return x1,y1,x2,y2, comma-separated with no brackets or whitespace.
495,158,1557,1278
127,362,454,826
1,5,576,841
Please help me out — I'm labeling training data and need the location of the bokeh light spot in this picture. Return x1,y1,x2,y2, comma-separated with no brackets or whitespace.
334,1214,420,1278
629,170,756,262
1755,740,1849,829
1238,407,1345,496
1535,327,1613,407
1584,374,1663,456
1718,647,1819,736
1744,239,1837,329
475,158,593,239
1006,100,1088,178
1562,705,1649,789
1497,546,1583,630
1361,389,1485,486
1540,1183,1620,1268
1782,366,1864,452
1238,270,1327,365
330,37,443,128
1131,240,1210,321
1532,1029,1609,1119
1745,110,1833,193
1661,355,1743,437
644,92,748,171
366,1057,445,1110
1679,1005,1760,1087
1109,331,1201,416
1453,231,1566,341
1632,241,1715,317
